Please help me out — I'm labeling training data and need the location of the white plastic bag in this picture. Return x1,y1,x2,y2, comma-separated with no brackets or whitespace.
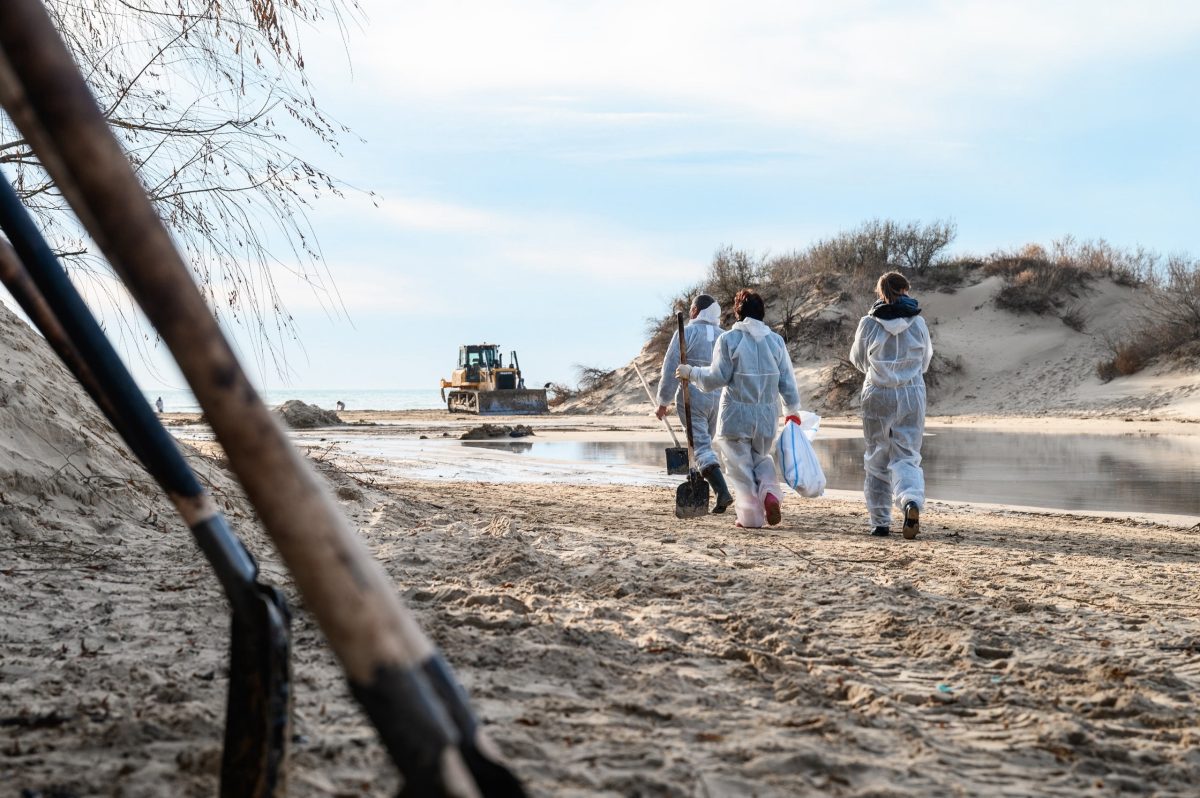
777,412,826,498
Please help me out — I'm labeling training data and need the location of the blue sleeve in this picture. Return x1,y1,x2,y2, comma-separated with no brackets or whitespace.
656,330,680,406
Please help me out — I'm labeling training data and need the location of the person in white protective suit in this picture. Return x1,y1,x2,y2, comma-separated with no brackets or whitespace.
849,271,933,539
656,294,734,513
676,289,802,528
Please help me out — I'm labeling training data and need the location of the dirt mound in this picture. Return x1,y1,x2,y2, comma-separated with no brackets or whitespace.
274,399,343,428
460,423,534,440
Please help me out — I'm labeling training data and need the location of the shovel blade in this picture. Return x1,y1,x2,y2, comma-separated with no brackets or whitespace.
665,447,689,475
675,472,710,518
221,584,292,798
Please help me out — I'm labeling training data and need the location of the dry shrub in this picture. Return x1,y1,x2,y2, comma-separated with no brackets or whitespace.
924,353,964,391
1096,255,1200,380
545,383,575,407
1060,304,1087,332
815,358,863,411
574,365,615,392
1097,321,1198,381
991,258,1091,315
989,238,1163,318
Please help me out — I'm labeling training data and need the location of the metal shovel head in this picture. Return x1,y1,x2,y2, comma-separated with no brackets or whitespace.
665,446,689,475
675,470,710,518
221,584,292,797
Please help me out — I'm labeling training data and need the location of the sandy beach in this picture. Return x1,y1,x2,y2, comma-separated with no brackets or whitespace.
8,391,1198,795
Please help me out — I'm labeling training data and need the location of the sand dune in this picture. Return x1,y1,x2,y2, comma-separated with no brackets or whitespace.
559,275,1200,420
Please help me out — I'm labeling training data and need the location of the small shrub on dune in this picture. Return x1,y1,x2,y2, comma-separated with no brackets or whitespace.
575,364,616,392
1096,318,1200,382
924,353,965,390
1060,305,1087,332
816,358,863,411
546,383,575,407
988,244,1092,315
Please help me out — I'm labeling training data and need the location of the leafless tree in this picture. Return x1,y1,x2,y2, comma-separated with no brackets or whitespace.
707,245,761,302
763,251,809,341
0,0,361,370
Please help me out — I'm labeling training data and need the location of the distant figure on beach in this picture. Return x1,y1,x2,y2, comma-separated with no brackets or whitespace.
849,271,933,539
335,400,345,411
155,396,163,414
657,293,734,513
677,289,802,528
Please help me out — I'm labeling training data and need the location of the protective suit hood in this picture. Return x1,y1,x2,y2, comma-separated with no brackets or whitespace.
876,316,916,336
694,301,722,327
732,317,772,340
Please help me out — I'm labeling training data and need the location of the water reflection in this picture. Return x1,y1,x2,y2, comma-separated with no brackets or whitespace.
463,431,1200,516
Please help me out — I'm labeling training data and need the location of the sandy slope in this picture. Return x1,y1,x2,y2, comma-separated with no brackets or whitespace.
4,300,1200,796
558,275,1200,419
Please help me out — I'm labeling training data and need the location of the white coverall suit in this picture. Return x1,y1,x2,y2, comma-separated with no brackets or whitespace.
688,318,802,528
656,305,722,471
849,313,934,527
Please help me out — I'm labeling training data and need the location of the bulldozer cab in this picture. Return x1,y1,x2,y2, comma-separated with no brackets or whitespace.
459,344,501,382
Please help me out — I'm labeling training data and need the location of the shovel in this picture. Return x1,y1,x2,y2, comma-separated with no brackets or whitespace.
0,189,293,798
632,363,689,475
673,312,710,518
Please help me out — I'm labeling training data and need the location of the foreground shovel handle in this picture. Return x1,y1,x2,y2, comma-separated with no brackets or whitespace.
0,2,522,794
0,197,291,798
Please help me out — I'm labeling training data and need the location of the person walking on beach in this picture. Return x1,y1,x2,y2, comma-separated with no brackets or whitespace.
676,289,802,528
849,271,933,539
657,293,734,512
155,396,163,414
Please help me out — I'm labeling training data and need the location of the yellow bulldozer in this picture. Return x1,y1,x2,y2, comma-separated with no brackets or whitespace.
439,343,549,414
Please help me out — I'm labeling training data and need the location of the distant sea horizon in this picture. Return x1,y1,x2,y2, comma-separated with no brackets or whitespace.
143,387,445,413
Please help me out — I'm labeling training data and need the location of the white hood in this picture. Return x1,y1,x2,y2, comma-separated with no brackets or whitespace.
732,317,771,340
876,316,916,336
694,300,722,327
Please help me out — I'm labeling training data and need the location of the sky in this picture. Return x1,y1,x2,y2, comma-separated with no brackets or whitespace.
103,1,1200,392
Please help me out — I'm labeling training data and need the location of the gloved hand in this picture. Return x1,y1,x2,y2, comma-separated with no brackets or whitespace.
675,363,693,380
785,414,803,426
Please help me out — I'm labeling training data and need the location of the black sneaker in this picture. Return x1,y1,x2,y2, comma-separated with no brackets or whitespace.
871,526,891,537
902,502,920,540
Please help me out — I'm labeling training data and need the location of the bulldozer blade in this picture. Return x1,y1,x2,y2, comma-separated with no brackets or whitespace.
675,471,710,519
665,446,689,475
475,389,549,415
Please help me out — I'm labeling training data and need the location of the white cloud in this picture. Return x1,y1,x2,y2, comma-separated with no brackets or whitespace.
320,0,1200,138
256,191,701,321
374,195,502,232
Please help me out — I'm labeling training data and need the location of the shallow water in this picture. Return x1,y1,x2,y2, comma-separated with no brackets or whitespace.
462,430,1200,516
